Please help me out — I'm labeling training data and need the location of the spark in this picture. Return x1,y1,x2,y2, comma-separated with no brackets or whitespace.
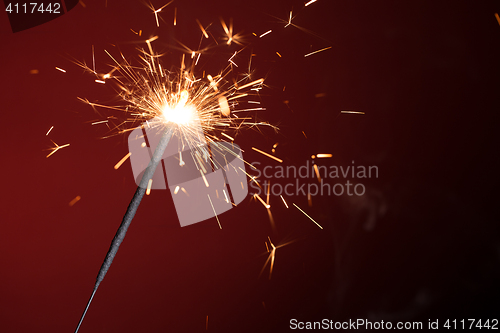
266,180,270,205
29,69,39,74
221,132,234,141
46,126,54,136
173,7,177,25
252,147,283,163
148,1,173,27
237,78,264,90
207,194,222,229
69,196,81,207
276,51,282,57
218,96,231,116
206,315,209,330
260,237,296,279
91,120,108,125
146,179,153,195
227,93,248,101
92,45,95,73
313,164,321,183
46,140,70,158
302,131,307,138
254,193,270,209
200,170,209,187
196,19,209,38
284,11,293,28
55,67,66,73
95,79,105,84
280,195,289,208
304,46,332,57
174,186,180,194
304,0,317,6
293,203,322,229
496,13,500,26
341,110,365,115
316,153,332,158
259,30,272,38
114,152,132,169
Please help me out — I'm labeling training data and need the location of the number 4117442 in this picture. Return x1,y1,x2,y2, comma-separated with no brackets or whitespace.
5,3,62,14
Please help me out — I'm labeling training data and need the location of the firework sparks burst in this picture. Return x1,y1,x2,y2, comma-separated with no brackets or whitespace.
77,33,278,173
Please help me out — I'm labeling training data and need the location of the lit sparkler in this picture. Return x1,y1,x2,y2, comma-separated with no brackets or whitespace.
73,19,275,332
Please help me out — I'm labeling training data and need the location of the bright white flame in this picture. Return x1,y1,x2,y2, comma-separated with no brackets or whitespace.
162,90,195,125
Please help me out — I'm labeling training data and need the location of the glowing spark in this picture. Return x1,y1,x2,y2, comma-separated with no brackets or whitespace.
174,7,177,25
259,30,272,38
280,195,289,208
207,194,222,229
293,203,322,229
69,196,81,207
218,96,231,116
227,93,248,101
146,179,153,195
305,0,317,6
316,153,332,158
200,170,209,187
196,19,209,38
260,236,295,279
237,78,264,90
29,69,39,74
149,1,172,27
181,187,189,196
46,126,54,136
307,191,312,206
95,80,105,84
46,140,70,158
179,151,185,166
341,110,365,114
266,180,270,205
252,147,283,163
228,51,239,67
55,67,66,73
284,11,293,28
267,237,276,279
302,131,307,138
304,46,332,57
206,315,209,330
92,120,108,125
313,164,321,183
254,193,270,209
276,51,282,57
496,13,500,26
174,186,180,194
221,132,234,141
114,152,132,170
223,189,229,203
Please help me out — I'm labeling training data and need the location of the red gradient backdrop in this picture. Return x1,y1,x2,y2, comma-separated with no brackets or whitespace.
1,1,499,332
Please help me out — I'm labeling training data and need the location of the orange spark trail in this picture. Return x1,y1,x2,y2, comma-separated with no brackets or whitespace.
114,152,132,170
252,147,283,163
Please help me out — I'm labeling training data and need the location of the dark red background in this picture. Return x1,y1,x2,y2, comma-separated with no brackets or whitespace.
1,1,499,332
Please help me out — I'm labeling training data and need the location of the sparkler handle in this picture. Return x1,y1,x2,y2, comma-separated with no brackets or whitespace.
96,125,174,285
75,125,174,333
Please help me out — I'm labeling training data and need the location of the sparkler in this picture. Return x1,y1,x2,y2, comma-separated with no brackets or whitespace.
73,18,273,330
70,1,334,330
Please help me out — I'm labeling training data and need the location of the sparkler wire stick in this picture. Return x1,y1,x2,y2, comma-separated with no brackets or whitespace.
74,125,174,333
